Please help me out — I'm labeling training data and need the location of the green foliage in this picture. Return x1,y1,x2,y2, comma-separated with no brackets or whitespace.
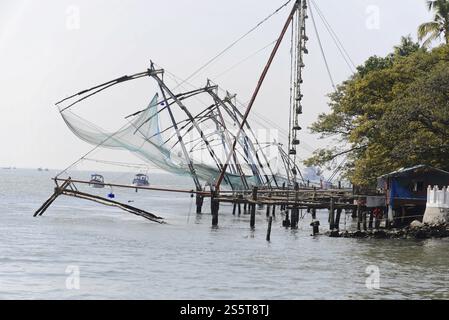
418,0,449,46
305,41,449,187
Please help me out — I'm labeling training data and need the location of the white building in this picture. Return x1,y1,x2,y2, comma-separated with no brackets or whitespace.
423,186,449,225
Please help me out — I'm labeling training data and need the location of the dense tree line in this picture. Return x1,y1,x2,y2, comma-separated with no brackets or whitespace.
305,38,449,186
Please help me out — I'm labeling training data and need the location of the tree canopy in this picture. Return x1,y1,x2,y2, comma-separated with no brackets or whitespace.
305,37,449,187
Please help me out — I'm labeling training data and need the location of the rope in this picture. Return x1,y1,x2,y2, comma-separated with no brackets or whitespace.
310,0,356,72
161,64,317,158
56,131,123,179
83,158,155,169
212,40,277,80
176,0,293,88
308,0,336,90
56,111,147,178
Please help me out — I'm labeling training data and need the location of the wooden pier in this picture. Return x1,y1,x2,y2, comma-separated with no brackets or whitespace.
209,184,363,236
34,177,390,241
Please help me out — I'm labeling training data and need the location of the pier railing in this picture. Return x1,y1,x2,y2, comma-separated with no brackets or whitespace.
427,186,449,209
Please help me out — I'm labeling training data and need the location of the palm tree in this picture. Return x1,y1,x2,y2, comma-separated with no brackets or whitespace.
418,0,449,47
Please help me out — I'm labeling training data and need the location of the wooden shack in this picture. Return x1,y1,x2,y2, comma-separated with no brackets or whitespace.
377,165,449,227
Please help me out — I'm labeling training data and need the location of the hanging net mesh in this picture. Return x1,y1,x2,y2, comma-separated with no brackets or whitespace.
60,91,263,190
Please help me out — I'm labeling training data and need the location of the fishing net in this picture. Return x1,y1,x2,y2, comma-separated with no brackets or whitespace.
59,91,263,190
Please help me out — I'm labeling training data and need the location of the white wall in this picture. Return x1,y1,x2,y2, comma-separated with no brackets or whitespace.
427,186,449,209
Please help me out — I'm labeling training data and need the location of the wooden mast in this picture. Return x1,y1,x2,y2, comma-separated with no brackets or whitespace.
214,0,301,191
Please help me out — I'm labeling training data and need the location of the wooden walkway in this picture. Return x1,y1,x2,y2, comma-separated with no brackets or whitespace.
35,178,383,240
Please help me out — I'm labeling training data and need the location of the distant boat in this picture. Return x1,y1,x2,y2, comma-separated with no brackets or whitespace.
133,174,150,187
89,174,105,188
38,168,43,172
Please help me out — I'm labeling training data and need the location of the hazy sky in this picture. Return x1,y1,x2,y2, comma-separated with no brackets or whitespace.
0,0,433,170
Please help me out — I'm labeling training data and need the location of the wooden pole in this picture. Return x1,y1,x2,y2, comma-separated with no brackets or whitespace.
363,210,367,231
34,179,71,217
196,194,204,214
368,209,374,230
357,197,362,231
292,183,300,229
211,191,219,227
335,208,342,231
214,0,301,191
266,216,273,242
250,204,256,229
310,207,320,235
311,208,317,220
311,220,320,236
250,187,258,229
291,208,297,229
283,211,291,228
329,197,335,231
54,178,208,195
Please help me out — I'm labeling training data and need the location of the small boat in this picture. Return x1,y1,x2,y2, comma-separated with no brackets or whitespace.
133,174,150,187
89,174,105,188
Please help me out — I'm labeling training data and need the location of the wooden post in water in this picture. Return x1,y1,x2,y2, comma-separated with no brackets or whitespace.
232,203,237,216
211,191,219,227
266,216,273,242
250,187,258,229
283,211,291,228
368,209,374,230
281,182,286,211
272,204,276,218
291,183,300,229
310,207,319,235
362,210,367,231
329,197,335,231
375,209,382,229
335,208,342,231
196,194,204,214
238,203,242,216
291,208,298,229
266,192,272,217
357,197,362,231
250,204,256,229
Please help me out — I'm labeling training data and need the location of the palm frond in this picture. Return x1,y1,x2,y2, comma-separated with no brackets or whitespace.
418,21,442,41
421,0,449,46
427,0,436,11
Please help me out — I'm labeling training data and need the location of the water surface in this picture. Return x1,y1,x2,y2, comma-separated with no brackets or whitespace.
0,169,448,299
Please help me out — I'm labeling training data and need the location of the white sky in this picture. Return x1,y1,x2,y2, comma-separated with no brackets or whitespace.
0,0,433,170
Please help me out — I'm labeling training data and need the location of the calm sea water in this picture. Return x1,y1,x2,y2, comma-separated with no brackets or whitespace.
0,169,448,300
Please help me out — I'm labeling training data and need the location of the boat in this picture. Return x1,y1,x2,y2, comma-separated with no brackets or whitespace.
133,174,150,187
89,174,105,188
